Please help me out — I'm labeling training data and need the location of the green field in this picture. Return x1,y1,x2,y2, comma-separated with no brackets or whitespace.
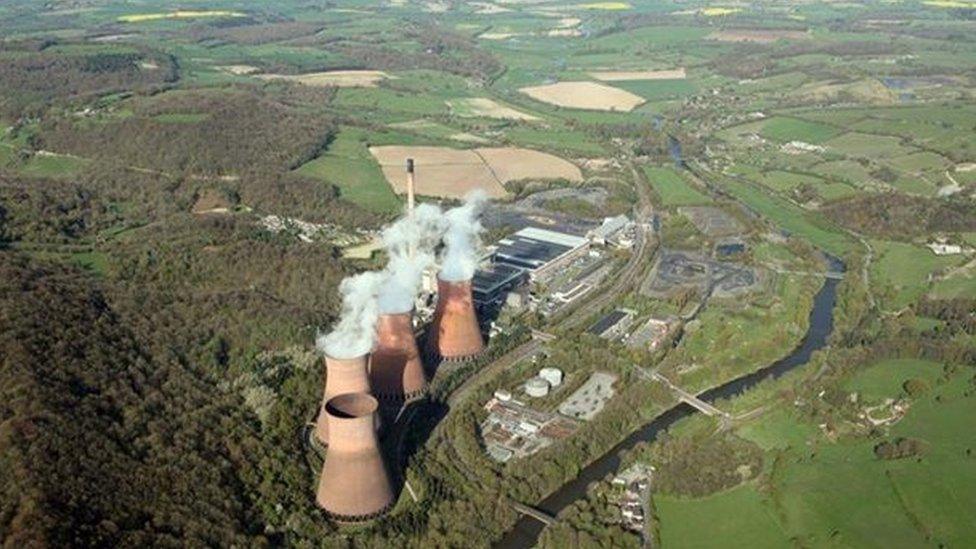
737,407,819,450
294,128,401,213
657,484,790,548
614,79,696,101
760,116,840,144
928,274,976,300
776,367,976,548
824,132,915,158
19,153,88,178
643,166,711,206
869,240,964,309
153,113,211,124
843,358,944,401
669,360,976,549
720,177,851,255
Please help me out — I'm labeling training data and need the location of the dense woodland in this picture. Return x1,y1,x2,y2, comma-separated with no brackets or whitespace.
823,193,976,240
0,46,176,118
36,87,337,177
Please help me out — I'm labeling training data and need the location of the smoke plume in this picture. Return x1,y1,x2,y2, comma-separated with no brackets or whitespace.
376,203,445,313
318,191,488,356
438,191,487,282
316,271,385,359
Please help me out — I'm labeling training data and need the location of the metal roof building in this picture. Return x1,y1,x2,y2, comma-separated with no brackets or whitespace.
493,227,589,281
472,263,527,306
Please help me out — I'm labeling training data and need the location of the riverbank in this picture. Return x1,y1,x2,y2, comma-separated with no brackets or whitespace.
498,257,843,547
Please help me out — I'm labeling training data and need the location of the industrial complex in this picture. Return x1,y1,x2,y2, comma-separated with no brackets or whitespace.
309,157,643,522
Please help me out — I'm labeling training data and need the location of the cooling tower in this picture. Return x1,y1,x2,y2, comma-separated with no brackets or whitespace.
316,393,395,521
371,311,427,402
426,276,484,362
315,353,370,446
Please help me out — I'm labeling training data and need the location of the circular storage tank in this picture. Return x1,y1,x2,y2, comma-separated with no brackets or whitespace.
539,367,563,387
525,377,550,398
494,389,512,402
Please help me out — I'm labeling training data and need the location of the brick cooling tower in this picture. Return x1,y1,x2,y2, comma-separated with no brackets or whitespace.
316,393,395,521
371,311,427,402
426,276,484,362
315,353,370,446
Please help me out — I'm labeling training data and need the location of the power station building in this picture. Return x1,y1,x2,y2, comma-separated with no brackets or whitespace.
472,263,528,309
492,227,590,282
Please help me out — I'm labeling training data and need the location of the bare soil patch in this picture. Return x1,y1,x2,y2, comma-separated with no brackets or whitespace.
519,81,645,111
448,97,540,120
589,68,687,81
368,146,581,199
256,70,389,87
217,65,260,75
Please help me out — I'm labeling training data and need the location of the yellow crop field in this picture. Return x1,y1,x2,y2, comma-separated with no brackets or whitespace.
923,0,975,7
118,11,245,23
702,7,742,16
520,81,645,111
577,2,631,10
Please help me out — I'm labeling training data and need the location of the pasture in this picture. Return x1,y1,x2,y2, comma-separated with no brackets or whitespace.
643,166,711,206
294,128,400,213
760,117,840,144
656,484,789,548
869,240,964,309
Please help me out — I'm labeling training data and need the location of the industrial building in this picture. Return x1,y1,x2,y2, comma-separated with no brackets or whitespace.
589,214,630,245
588,309,636,340
493,227,590,282
472,263,528,308
480,397,578,462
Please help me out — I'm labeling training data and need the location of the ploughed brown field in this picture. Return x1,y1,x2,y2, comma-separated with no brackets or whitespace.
368,146,583,199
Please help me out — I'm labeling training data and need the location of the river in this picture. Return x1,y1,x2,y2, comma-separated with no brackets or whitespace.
498,256,844,548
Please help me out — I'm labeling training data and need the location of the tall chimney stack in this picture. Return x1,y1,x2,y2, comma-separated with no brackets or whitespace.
406,158,416,215
426,276,484,363
316,393,395,521
371,311,427,403
315,353,370,445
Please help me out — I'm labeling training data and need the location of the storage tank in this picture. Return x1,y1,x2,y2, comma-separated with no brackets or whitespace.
316,393,394,521
539,367,563,387
525,377,550,398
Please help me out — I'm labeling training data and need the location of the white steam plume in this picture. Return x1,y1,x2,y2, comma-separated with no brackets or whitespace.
438,190,487,282
377,203,445,314
316,271,385,359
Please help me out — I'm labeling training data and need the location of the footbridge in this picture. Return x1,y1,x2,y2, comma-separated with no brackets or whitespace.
650,372,731,419
509,500,556,525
